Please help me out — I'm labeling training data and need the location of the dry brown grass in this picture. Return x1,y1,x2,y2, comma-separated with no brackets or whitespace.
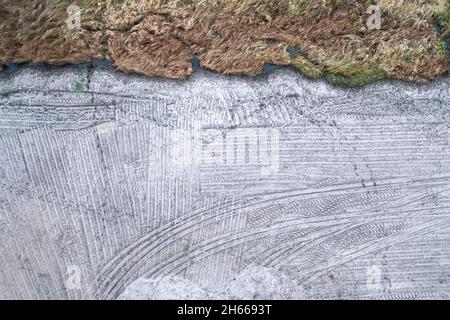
1,0,449,85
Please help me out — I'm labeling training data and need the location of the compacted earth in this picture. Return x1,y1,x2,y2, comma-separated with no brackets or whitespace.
0,66,449,299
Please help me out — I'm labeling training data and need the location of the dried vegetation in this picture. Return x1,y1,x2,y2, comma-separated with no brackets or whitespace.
1,0,449,85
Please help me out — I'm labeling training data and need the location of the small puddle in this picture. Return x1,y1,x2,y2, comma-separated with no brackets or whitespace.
191,57,201,72
190,55,293,77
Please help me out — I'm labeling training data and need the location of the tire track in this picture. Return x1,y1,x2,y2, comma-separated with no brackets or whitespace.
91,176,450,298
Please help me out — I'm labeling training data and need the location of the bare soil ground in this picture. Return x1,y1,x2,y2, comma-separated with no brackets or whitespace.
1,0,449,85
0,66,449,299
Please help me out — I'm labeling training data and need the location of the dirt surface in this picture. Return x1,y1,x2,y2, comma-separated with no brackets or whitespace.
0,66,449,299
1,0,449,85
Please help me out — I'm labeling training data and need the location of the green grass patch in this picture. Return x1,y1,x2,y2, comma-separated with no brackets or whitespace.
73,79,86,92
323,64,386,87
